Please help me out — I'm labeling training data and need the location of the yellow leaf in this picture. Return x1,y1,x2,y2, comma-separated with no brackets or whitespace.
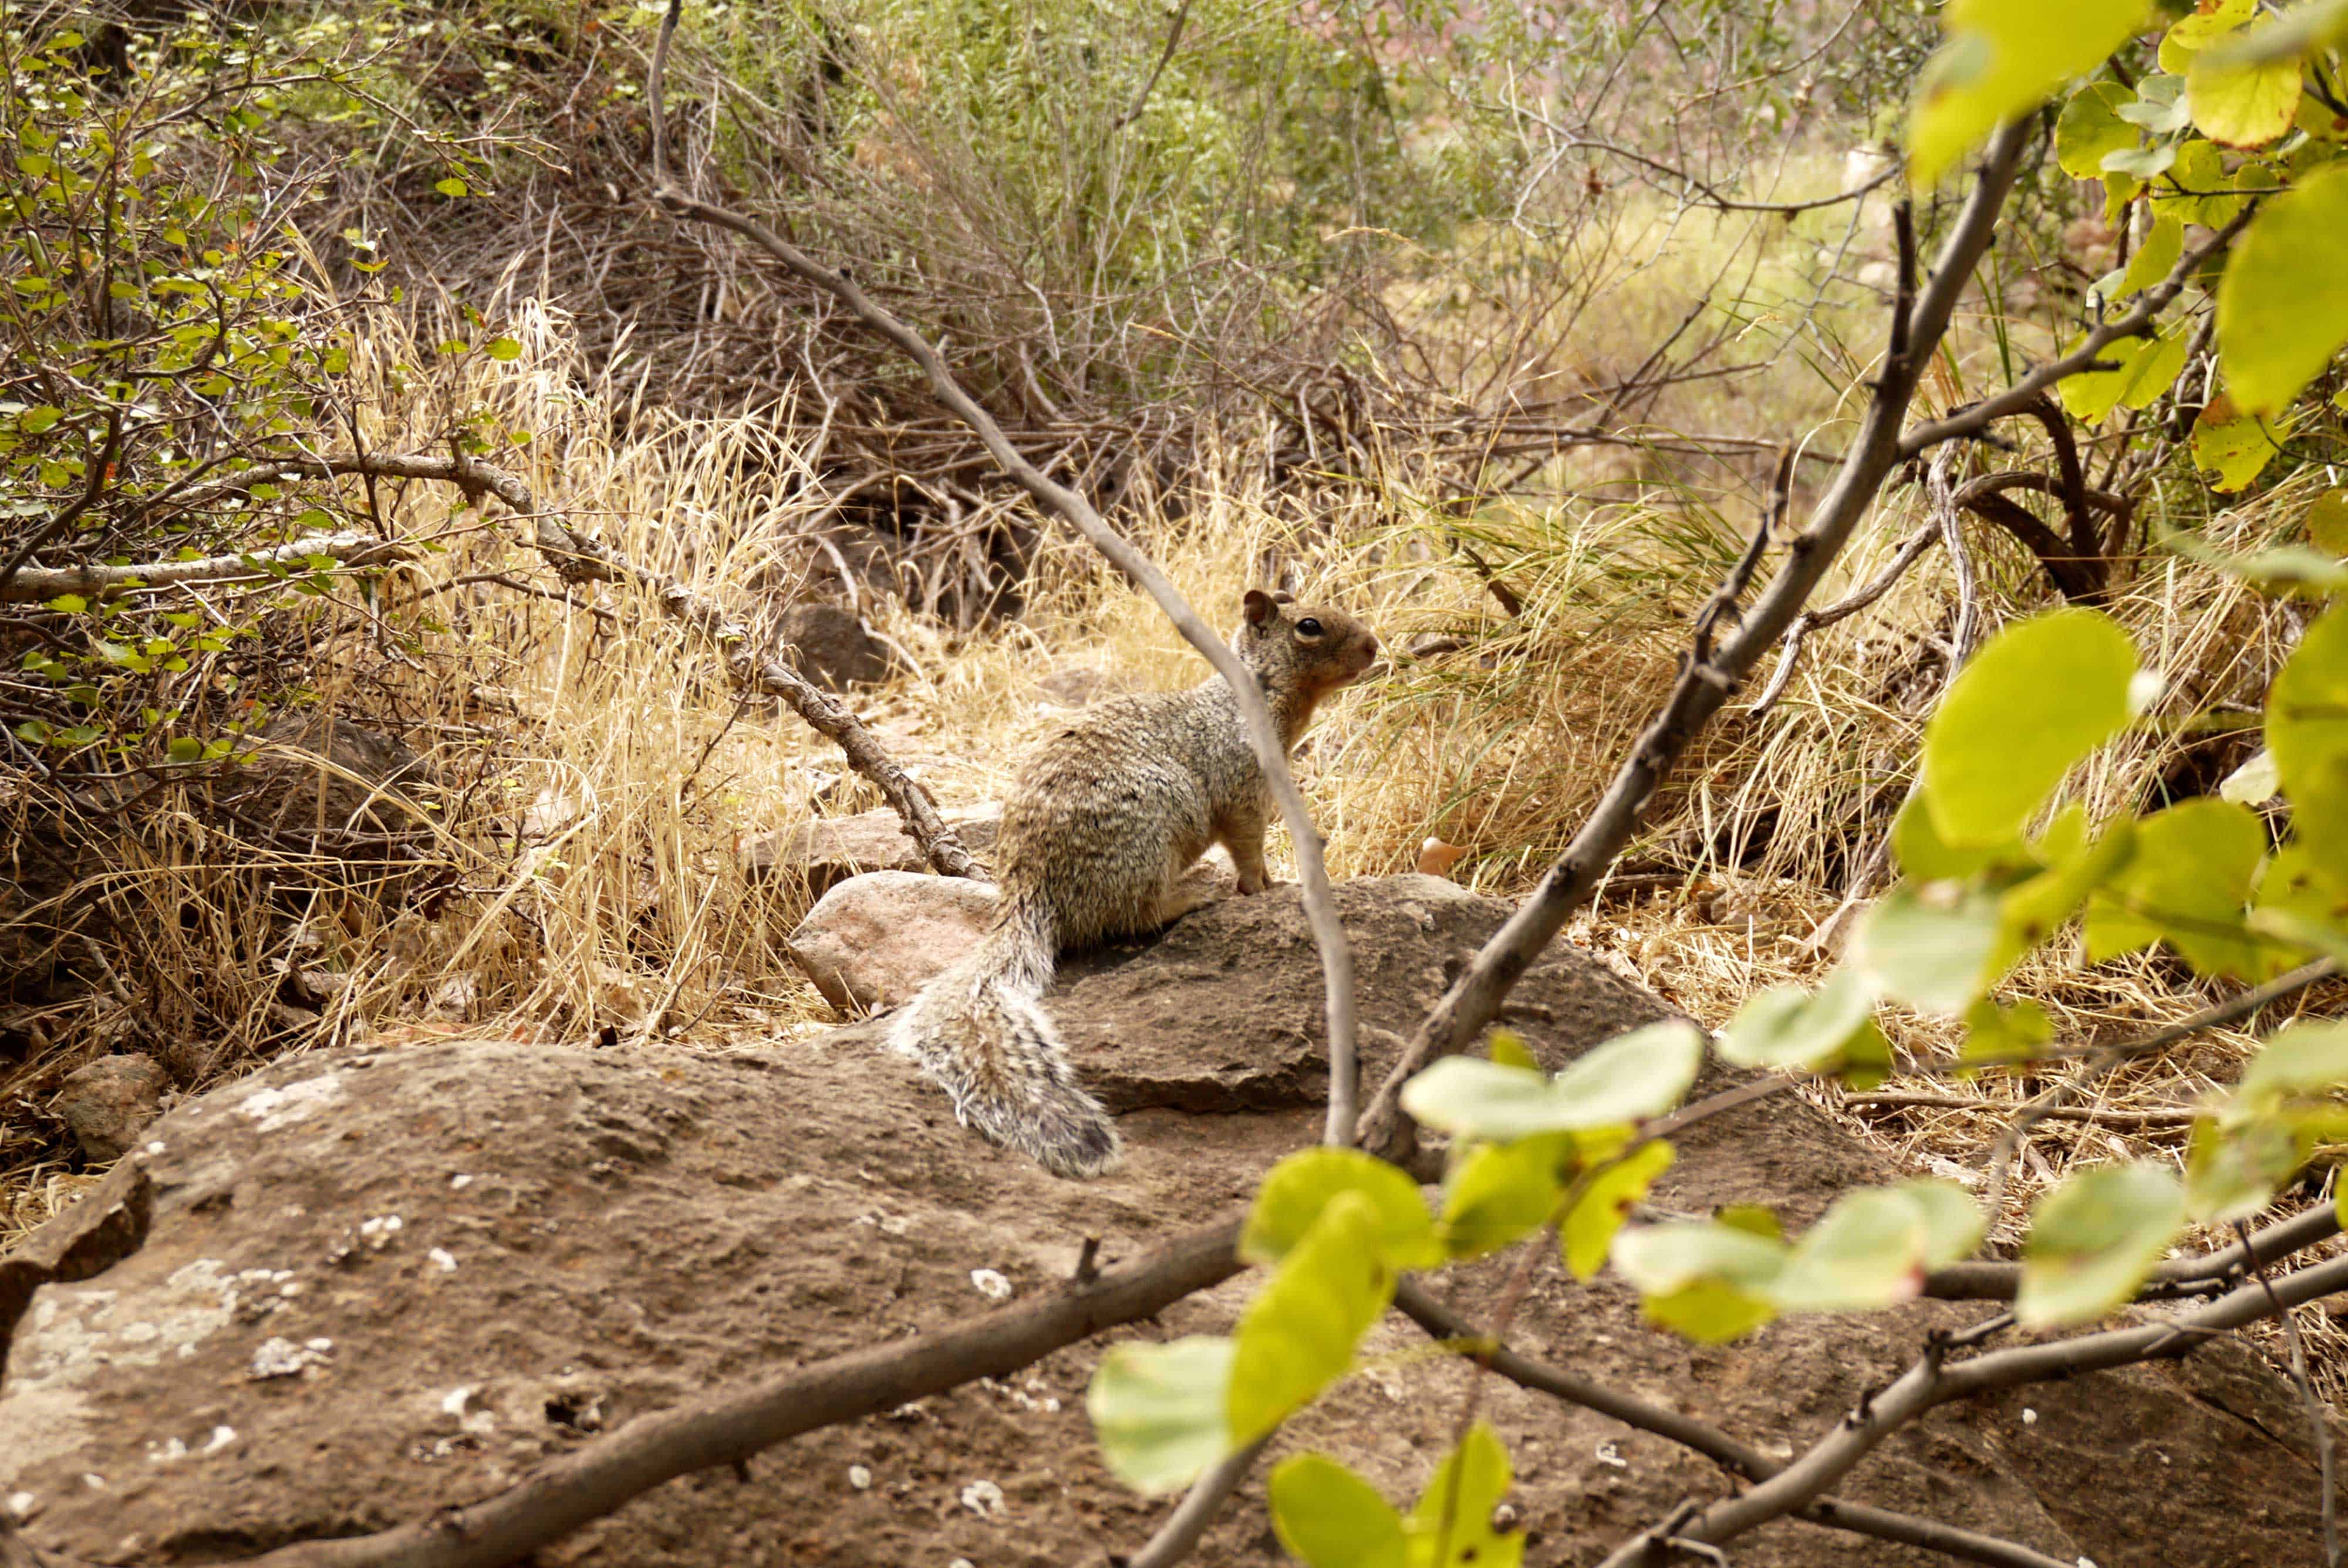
1908,0,2155,189
2188,25,2305,147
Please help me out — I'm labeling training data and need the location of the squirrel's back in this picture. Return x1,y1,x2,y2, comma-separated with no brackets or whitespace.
886,590,1379,1177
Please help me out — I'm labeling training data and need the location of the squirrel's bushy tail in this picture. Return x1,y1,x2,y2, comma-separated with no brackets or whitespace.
885,896,1122,1178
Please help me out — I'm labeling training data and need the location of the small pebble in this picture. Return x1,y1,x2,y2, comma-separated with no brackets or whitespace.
969,1269,1013,1302
848,1465,872,1491
959,1479,1006,1519
428,1247,458,1273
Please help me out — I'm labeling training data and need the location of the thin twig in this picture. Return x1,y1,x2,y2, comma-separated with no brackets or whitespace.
1747,520,1941,717
0,408,124,601
1983,959,2337,1219
1597,1251,2348,1566
1122,1439,1267,1568
2236,1221,2340,1568
1841,1090,2198,1128
1394,1283,2074,1568
1116,0,1195,128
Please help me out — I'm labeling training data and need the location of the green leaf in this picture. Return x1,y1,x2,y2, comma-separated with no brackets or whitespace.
1087,1336,1235,1495
2188,19,2306,147
1269,1454,1407,1568
2191,398,2282,492
18,405,63,434
2186,1113,2308,1223
1923,609,2139,847
2058,326,2190,421
2270,603,2348,878
2151,138,2249,228
2307,489,2348,557
2255,842,2348,938
1766,1181,1984,1312
1900,1177,1995,1267
2056,81,2141,177
2017,1164,2187,1329
483,336,524,361
1408,1422,1523,1568
2239,1019,2348,1104
1561,1140,1675,1281
1399,1021,1703,1142
1715,966,1878,1072
2109,215,2182,302
1958,995,2056,1066
1487,1030,1538,1071
167,735,203,763
1892,785,2027,880
43,593,87,614
1227,1191,1395,1445
1998,809,2137,962
1907,0,2155,188
1612,1221,1788,1343
2160,0,2255,71
2204,0,2348,66
1438,1134,1573,1261
2084,799,2271,978
1851,883,2005,1016
1243,1148,1442,1270
2217,161,2348,416
434,176,470,198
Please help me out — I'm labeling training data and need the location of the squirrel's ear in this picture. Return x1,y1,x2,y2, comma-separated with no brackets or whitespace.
1269,589,1295,605
1242,589,1277,627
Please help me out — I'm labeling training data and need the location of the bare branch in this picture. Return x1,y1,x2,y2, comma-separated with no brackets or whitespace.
233,1219,1244,1568
1747,520,1940,716
1922,1202,2343,1303
1124,1439,1268,1568
1842,1090,2197,1128
1897,204,2256,459
1983,958,2337,1218
1116,0,1196,129
1601,1251,2348,1566
1394,1282,2073,1568
645,0,1359,1141
0,532,409,602
2238,1221,2341,1568
1355,119,2040,1163
245,450,983,880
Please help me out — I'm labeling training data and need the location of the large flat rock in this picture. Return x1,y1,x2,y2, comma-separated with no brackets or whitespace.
0,877,2327,1566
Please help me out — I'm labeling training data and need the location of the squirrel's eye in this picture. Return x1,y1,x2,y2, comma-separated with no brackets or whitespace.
1297,617,1324,637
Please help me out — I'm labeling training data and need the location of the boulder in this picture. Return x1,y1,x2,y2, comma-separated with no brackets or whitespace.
741,802,1003,892
51,1055,173,1162
777,603,893,690
785,869,998,1011
228,714,436,853
0,877,2330,1567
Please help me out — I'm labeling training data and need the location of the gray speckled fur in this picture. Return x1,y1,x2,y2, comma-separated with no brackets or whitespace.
886,593,1379,1177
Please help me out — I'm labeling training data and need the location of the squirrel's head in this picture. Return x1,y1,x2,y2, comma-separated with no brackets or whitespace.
1238,588,1381,699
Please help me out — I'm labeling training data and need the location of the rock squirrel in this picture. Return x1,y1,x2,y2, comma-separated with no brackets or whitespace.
886,589,1381,1178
